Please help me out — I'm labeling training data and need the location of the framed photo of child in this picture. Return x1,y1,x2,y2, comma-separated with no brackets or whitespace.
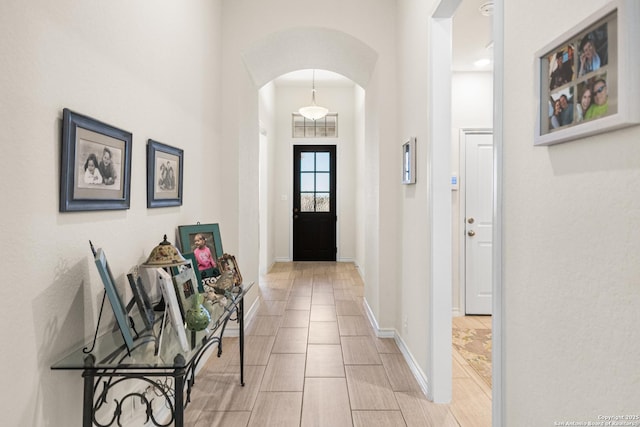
60,108,132,212
177,223,224,281
146,139,183,208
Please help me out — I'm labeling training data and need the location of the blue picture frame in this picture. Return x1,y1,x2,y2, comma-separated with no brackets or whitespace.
94,248,135,351
60,108,132,212
147,139,183,208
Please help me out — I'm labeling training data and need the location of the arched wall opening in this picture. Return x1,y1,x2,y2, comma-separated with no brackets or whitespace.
232,24,402,398
239,27,389,321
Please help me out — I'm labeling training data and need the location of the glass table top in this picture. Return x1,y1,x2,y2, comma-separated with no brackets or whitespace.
52,283,252,371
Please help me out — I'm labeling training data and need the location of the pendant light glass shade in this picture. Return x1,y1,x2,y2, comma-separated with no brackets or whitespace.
298,70,328,121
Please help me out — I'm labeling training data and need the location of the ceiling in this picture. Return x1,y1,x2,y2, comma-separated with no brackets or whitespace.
274,0,493,86
452,0,494,72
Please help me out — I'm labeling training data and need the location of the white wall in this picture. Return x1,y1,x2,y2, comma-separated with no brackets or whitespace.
271,82,357,262
451,71,493,315
354,85,367,273
395,0,441,399
258,82,276,274
0,1,223,425
503,0,640,423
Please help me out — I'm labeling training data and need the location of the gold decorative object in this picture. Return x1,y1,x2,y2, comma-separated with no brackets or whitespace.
141,235,188,268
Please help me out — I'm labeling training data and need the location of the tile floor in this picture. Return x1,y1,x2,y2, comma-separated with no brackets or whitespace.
183,262,489,427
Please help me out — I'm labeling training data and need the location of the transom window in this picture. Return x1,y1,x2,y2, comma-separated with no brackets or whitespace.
292,113,338,138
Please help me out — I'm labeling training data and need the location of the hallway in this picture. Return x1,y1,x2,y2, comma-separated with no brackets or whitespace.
184,262,489,426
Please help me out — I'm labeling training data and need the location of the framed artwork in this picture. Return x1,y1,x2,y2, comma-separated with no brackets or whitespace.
534,0,640,145
156,268,189,352
171,267,198,321
218,253,243,286
147,139,183,208
60,109,132,211
401,137,416,184
177,223,224,260
126,272,155,331
182,253,205,293
93,247,135,351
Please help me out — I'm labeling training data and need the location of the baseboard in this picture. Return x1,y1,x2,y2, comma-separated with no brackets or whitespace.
362,298,430,398
362,298,395,338
353,261,365,280
394,332,430,398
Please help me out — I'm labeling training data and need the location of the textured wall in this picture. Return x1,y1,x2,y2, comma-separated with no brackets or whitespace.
502,0,640,423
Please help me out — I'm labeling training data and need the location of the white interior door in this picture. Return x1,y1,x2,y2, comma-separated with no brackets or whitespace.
464,131,493,315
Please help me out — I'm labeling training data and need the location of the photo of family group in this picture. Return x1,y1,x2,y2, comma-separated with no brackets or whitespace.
155,158,178,192
539,10,617,138
146,139,183,208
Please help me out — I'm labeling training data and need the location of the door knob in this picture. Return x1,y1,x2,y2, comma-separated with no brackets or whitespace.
467,230,476,237
467,217,475,224
294,215,299,219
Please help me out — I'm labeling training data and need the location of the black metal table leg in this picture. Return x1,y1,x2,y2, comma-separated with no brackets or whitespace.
82,371,94,427
174,355,186,427
82,354,96,427
239,296,245,386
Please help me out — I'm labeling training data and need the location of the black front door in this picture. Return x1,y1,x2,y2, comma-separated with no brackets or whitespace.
293,145,337,261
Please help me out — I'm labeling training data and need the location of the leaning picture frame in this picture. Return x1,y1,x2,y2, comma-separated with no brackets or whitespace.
177,223,224,259
401,137,416,184
171,267,198,321
218,253,243,287
534,0,640,146
157,268,190,352
182,252,205,292
60,109,132,211
147,139,183,208
126,272,155,331
94,247,135,352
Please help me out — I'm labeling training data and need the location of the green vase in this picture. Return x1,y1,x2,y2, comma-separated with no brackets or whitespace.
185,294,211,332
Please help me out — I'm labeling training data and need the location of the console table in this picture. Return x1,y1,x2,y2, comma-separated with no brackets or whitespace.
51,282,253,427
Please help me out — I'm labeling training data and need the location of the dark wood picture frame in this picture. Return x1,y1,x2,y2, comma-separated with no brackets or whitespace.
60,108,132,212
147,139,183,208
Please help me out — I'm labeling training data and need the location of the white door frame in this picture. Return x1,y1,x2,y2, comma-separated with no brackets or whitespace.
458,128,492,316
430,1,503,424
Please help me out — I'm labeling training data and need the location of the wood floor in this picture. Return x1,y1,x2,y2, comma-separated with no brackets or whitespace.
184,262,491,427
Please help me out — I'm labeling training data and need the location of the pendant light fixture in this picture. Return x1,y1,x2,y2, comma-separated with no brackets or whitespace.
298,69,329,121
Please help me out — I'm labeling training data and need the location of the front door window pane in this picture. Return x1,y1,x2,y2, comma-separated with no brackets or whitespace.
301,173,315,192
316,193,330,212
301,194,315,212
316,172,330,192
316,153,330,171
301,153,314,171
